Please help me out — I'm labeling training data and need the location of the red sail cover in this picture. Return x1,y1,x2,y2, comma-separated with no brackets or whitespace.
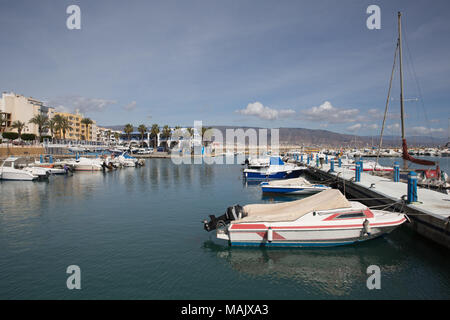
402,138,436,166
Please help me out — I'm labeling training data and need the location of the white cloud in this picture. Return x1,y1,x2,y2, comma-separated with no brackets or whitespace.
347,123,362,132
300,101,359,124
236,102,295,120
47,96,117,114
387,123,400,130
409,126,445,135
124,101,137,111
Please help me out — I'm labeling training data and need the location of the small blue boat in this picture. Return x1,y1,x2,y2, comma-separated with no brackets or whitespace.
243,157,305,181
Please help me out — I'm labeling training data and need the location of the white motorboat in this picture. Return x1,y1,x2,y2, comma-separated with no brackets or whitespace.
67,157,103,171
118,152,138,167
0,157,38,181
244,156,270,169
22,166,50,179
243,157,305,180
260,177,330,195
203,189,407,247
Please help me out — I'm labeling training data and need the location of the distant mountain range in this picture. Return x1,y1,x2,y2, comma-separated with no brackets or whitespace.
101,125,447,147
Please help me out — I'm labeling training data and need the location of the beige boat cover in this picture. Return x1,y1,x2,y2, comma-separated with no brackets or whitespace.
234,189,351,223
267,177,311,186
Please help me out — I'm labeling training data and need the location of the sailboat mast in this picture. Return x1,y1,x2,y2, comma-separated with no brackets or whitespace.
398,12,407,168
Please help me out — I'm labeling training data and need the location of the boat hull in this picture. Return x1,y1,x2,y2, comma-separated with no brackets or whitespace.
261,185,329,194
0,171,37,181
227,224,401,247
244,169,302,180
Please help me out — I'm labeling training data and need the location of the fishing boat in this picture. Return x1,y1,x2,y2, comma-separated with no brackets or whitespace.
243,157,305,180
260,177,330,195
203,189,407,247
0,157,38,181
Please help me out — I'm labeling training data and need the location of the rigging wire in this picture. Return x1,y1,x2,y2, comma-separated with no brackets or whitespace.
402,15,435,147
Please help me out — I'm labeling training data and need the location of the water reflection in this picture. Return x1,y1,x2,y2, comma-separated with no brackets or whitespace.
202,239,406,296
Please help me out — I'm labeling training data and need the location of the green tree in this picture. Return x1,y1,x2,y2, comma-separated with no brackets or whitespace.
186,127,194,137
55,116,71,139
0,113,8,133
201,126,212,146
28,114,49,138
81,118,93,141
47,118,57,139
2,132,19,140
11,121,27,139
150,124,160,148
138,124,147,146
124,124,134,141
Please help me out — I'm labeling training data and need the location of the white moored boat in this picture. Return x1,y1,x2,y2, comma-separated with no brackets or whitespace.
203,189,407,247
0,157,38,181
67,157,103,171
260,177,330,195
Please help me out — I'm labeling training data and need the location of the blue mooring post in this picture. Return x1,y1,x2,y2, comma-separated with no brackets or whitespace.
301,154,303,163
355,162,361,182
338,157,342,168
407,171,418,203
40,155,43,163
307,155,310,165
325,155,328,164
316,156,320,167
49,155,53,164
330,158,335,172
393,162,400,182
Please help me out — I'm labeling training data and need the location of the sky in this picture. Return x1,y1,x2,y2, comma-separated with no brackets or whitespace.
0,0,449,138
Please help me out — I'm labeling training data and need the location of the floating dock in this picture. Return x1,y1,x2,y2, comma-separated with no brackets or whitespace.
300,159,450,249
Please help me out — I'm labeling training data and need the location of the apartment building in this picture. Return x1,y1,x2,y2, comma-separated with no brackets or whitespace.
54,111,97,141
0,92,54,135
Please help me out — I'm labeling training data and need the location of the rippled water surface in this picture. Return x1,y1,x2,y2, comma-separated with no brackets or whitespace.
0,158,449,299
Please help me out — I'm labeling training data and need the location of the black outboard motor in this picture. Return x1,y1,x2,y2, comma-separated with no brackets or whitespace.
203,205,245,232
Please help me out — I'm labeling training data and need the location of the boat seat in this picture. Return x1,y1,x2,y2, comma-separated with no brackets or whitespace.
235,189,352,223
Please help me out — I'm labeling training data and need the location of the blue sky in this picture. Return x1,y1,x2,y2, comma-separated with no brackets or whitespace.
0,0,449,137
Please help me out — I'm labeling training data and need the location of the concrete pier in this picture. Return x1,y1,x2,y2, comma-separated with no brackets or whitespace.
301,160,450,249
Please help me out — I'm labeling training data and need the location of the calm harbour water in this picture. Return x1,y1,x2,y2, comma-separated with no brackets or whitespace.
0,158,449,299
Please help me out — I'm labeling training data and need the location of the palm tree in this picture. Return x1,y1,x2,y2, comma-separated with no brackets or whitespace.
137,124,147,146
0,113,8,133
11,121,27,139
113,131,119,143
55,116,71,140
47,118,57,139
124,124,134,142
150,124,160,148
81,118,93,141
28,114,49,139
160,125,172,150
201,126,212,146
186,127,194,138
